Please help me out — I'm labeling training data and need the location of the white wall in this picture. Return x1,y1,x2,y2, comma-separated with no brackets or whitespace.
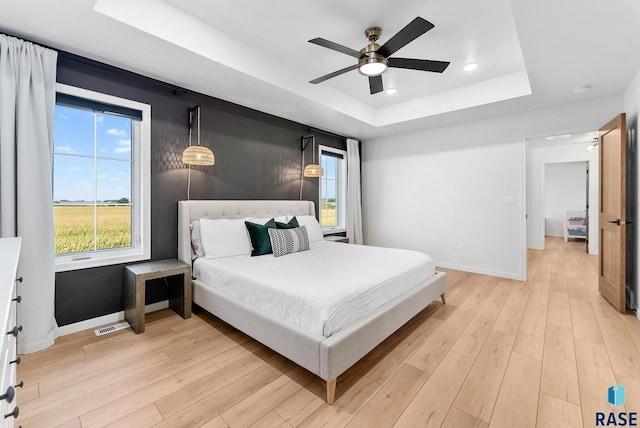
544,162,588,238
624,67,640,313
362,96,622,280
528,144,598,254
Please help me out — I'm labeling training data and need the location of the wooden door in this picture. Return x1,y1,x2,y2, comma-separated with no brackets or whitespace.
599,113,627,312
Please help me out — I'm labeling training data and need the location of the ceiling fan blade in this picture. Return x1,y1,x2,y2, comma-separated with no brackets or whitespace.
388,58,450,73
369,75,384,94
310,65,358,84
377,17,434,58
308,38,363,59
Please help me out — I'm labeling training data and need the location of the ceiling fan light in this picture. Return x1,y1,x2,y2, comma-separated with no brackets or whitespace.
359,62,387,76
303,163,324,177
358,53,388,76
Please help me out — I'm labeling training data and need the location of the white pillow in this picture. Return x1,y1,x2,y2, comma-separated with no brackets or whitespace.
200,218,252,259
291,215,323,242
190,221,205,260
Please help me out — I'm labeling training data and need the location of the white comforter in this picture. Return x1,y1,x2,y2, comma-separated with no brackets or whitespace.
193,240,435,336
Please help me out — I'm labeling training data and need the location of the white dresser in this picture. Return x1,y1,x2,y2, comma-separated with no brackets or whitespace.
0,238,21,427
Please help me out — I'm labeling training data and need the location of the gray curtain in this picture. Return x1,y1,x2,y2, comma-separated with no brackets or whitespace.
0,34,58,354
346,138,363,244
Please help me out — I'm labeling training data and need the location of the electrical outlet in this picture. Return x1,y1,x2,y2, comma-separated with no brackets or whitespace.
460,242,467,251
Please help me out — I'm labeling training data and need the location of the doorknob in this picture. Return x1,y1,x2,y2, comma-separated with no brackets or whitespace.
608,219,632,225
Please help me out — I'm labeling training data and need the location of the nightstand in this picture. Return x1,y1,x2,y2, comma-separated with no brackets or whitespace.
124,259,192,334
324,235,349,244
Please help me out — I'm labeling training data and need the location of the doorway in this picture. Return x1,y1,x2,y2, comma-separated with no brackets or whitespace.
544,161,589,250
526,132,600,255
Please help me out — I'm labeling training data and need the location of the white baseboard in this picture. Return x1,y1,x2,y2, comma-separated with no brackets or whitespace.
436,262,525,281
527,244,545,250
56,300,169,337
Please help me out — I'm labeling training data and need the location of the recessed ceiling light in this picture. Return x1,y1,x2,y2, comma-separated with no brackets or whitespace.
545,134,572,141
462,62,479,72
385,88,398,95
572,85,591,94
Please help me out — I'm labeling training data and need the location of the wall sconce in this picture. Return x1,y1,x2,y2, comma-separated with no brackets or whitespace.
299,135,323,200
183,105,215,199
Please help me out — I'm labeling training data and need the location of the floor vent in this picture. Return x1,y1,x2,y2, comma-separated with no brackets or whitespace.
94,321,130,336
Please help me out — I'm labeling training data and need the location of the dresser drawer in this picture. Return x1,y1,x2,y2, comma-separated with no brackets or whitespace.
0,355,16,427
0,294,18,427
0,238,21,428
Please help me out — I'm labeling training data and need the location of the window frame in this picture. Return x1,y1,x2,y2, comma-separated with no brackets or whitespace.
54,83,151,272
318,145,348,234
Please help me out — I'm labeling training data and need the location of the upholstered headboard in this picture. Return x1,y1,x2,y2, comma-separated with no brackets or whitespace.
177,200,316,263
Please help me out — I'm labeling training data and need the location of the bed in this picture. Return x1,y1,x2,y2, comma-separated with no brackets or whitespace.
177,200,447,404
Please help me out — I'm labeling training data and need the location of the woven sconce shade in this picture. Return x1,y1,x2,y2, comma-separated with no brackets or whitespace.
182,145,215,166
303,163,323,177
299,134,323,199
302,135,323,177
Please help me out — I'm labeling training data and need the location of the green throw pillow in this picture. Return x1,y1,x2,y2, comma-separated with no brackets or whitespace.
275,217,300,229
245,218,276,256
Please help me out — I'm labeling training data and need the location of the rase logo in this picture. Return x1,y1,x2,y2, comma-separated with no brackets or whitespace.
609,384,626,407
596,384,637,426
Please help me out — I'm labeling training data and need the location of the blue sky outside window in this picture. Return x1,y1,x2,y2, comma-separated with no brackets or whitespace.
54,105,132,202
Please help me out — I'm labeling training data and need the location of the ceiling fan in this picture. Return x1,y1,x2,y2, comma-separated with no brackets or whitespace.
308,17,450,95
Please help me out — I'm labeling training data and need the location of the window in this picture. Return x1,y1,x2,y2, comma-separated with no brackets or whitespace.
319,145,347,233
53,83,150,272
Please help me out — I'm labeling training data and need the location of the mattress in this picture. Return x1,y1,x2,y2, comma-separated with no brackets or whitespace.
193,240,435,336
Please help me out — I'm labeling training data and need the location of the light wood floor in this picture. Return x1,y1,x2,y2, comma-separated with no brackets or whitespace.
17,237,640,427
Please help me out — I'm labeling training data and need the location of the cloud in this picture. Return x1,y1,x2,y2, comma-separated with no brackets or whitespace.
97,173,108,179
116,171,126,176
114,139,131,153
57,113,68,120
55,145,73,153
68,166,81,172
107,128,126,137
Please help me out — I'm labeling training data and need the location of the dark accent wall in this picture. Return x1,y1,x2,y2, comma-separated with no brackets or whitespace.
54,53,346,326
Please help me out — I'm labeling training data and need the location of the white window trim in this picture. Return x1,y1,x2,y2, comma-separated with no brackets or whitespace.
54,83,151,272
318,145,347,234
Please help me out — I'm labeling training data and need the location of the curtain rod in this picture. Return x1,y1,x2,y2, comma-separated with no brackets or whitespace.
308,127,348,140
0,31,188,95
58,51,188,95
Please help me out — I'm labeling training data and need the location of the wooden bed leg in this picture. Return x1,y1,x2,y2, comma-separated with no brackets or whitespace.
441,293,447,304
327,379,337,405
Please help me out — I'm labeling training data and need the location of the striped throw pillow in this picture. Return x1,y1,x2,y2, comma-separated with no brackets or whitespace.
268,226,310,257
